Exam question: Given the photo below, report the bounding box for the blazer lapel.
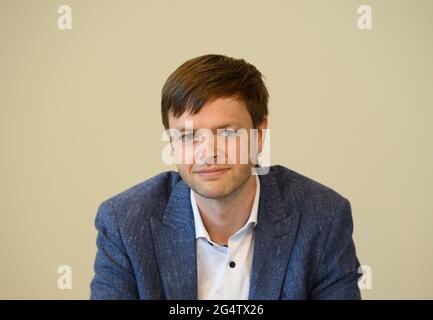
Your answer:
[249,172,300,300]
[150,179,197,300]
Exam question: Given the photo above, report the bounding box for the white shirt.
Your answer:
[190,175,260,300]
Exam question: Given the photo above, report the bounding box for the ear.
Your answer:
[257,116,268,154]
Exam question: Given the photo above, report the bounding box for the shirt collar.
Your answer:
[190,175,260,241]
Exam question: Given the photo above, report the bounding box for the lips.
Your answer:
[194,167,230,178]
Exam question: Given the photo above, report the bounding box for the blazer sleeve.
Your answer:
[310,197,362,300]
[90,200,139,299]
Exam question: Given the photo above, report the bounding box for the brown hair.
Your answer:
[161,54,269,129]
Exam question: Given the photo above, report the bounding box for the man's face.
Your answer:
[168,96,266,199]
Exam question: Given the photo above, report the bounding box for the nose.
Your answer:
[194,132,220,165]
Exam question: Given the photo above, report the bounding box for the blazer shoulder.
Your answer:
[269,165,350,217]
[98,171,182,222]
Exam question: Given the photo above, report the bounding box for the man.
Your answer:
[90,54,361,299]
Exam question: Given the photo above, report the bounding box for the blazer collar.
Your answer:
[150,178,197,299]
[248,171,300,299]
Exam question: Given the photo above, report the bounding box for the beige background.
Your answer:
[1,0,432,299]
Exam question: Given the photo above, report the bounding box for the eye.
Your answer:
[181,132,194,142]
[220,128,237,138]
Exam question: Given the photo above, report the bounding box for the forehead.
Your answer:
[168,96,252,130]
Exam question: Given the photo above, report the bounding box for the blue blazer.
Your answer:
[90,165,361,299]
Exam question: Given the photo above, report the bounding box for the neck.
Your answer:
[193,175,257,245]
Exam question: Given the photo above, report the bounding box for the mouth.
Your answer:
[193,167,231,178]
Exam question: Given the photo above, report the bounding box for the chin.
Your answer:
[194,184,232,199]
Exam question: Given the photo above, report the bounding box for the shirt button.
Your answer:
[229,261,236,268]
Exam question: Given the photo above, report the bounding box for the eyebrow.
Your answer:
[175,123,240,132]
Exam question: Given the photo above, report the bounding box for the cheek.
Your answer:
[225,136,250,164]
[176,164,192,175]
[221,140,235,164]
[172,143,195,165]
